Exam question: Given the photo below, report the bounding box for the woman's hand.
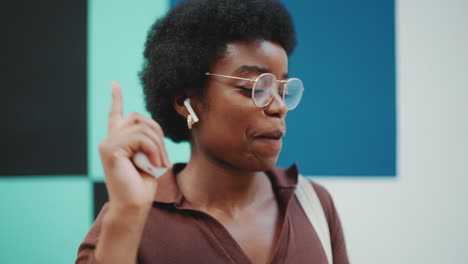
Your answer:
[95,82,171,264]
[98,81,171,212]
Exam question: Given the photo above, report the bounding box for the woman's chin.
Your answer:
[244,153,280,172]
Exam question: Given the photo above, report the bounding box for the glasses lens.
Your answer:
[253,74,276,107]
[284,78,303,110]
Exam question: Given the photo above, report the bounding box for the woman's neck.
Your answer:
[176,151,272,216]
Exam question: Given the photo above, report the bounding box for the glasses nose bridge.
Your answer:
[271,79,287,98]
[268,80,287,109]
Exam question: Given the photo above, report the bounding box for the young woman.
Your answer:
[76,0,349,263]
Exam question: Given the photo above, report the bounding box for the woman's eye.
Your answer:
[237,87,267,96]
[236,86,253,93]
[254,89,266,95]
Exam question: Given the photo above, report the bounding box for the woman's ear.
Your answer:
[173,95,189,118]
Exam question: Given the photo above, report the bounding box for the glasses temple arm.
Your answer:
[206,73,255,82]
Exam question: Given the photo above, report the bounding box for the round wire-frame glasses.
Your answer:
[205,72,304,110]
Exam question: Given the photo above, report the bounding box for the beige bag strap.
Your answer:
[295,175,333,264]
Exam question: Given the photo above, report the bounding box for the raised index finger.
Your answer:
[108,81,123,132]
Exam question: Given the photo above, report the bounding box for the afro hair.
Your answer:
[140,0,296,142]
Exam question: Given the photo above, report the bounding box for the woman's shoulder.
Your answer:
[305,180,336,223]
[307,180,333,209]
[299,177,350,263]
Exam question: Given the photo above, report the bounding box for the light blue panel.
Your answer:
[0,177,91,264]
[88,0,189,181]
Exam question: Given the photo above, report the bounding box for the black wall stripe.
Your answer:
[93,182,108,219]
[2,0,87,175]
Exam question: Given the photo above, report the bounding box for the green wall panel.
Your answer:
[88,0,189,181]
[0,177,91,264]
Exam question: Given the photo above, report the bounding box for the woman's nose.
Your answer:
[264,91,288,118]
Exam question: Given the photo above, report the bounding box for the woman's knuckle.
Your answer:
[136,123,150,134]
[128,112,141,122]
[152,120,163,131]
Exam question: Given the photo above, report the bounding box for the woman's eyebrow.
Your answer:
[233,65,289,79]
[233,65,270,74]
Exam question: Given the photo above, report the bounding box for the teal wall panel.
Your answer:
[0,177,91,264]
[87,0,190,182]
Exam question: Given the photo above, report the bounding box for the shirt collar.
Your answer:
[153,162,299,206]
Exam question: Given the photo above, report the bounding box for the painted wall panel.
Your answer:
[170,0,396,176]
[2,0,87,176]
[0,177,91,264]
[87,0,186,181]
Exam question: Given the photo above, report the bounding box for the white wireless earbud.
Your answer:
[183,98,199,123]
[132,152,167,178]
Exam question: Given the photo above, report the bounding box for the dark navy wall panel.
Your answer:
[2,0,87,176]
[280,0,396,176]
[170,0,396,176]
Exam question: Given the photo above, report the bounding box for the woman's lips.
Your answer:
[252,129,285,150]
[255,129,285,140]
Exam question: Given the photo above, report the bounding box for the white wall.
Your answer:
[314,0,468,263]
